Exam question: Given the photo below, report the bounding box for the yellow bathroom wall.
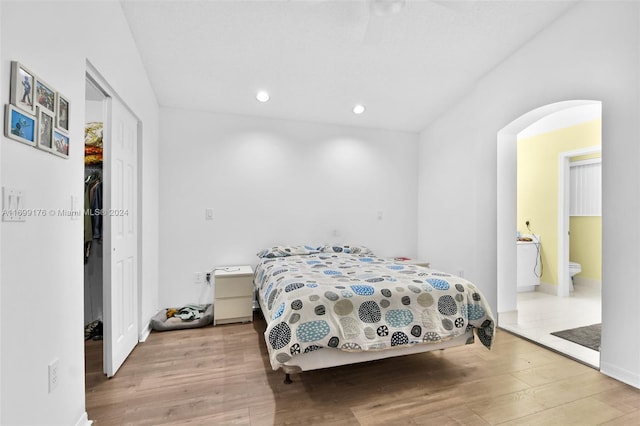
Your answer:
[517,119,601,286]
[569,216,602,280]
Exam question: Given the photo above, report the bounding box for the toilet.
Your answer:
[569,261,582,291]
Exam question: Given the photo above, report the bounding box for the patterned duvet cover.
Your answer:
[254,252,495,370]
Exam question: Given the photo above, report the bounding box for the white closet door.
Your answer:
[104,96,139,377]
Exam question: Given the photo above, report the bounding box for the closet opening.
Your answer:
[84,76,107,389]
[84,62,141,394]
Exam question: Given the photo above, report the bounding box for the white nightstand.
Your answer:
[213,265,254,326]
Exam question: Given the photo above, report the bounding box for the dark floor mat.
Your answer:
[551,323,601,351]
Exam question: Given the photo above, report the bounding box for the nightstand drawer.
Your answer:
[213,265,254,325]
[214,297,252,324]
[215,276,253,298]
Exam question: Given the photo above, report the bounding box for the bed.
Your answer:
[253,244,495,383]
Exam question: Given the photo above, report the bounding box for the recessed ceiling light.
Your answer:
[353,104,366,114]
[256,90,270,103]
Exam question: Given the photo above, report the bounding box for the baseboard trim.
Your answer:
[75,411,93,426]
[517,285,537,293]
[139,321,151,342]
[573,276,601,290]
[535,280,600,296]
[600,361,640,390]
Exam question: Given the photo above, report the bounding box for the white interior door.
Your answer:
[103,96,139,377]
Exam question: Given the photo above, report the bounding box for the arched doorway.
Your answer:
[497,100,602,366]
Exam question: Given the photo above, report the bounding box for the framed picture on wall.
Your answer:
[37,107,55,152]
[5,104,36,146]
[35,77,56,114]
[9,61,36,115]
[52,130,69,158]
[56,92,69,133]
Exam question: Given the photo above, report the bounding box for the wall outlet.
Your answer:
[193,272,204,284]
[458,269,465,278]
[48,359,59,393]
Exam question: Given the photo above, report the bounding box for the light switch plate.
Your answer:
[205,208,214,220]
[2,187,25,222]
[48,358,59,393]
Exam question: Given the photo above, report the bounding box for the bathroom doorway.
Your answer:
[497,100,602,368]
[558,147,602,298]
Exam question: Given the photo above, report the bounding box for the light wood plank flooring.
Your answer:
[500,283,601,368]
[85,313,640,425]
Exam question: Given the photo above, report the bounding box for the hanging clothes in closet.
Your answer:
[84,171,102,264]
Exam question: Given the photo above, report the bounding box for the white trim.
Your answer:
[497,132,518,315]
[74,411,93,426]
[571,158,601,167]
[600,361,640,389]
[0,2,3,416]
[573,276,601,290]
[497,100,601,317]
[518,103,602,138]
[85,60,143,378]
[139,321,151,342]
[558,146,601,298]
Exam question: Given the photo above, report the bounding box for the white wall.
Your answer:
[418,1,640,387]
[0,2,160,425]
[159,108,418,307]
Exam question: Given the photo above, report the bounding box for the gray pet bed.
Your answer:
[150,304,213,331]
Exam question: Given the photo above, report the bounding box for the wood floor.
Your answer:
[85,313,640,425]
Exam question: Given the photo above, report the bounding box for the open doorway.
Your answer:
[84,77,107,389]
[497,100,602,368]
[559,146,602,298]
[84,64,142,402]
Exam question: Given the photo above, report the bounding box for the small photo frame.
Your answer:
[5,104,36,146]
[52,130,69,158]
[56,93,69,133]
[10,61,36,115]
[37,107,55,152]
[35,77,56,114]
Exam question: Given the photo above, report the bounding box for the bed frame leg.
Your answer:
[284,373,292,384]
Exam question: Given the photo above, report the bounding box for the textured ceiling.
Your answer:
[120,0,579,132]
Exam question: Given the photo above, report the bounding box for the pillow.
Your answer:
[318,244,374,255]
[256,245,320,258]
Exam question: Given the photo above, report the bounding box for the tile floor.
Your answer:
[499,283,601,368]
